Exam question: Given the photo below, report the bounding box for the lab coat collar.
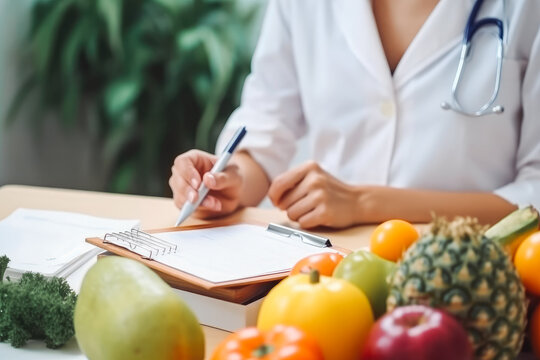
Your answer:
[333,0,393,92]
[393,0,473,88]
[333,0,473,91]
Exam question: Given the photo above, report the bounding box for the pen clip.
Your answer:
[266,223,332,248]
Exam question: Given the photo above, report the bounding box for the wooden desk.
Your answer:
[0,184,374,359]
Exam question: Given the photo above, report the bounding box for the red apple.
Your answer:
[362,305,473,360]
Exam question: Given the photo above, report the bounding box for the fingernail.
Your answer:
[187,190,196,203]
[204,197,220,211]
[206,174,216,187]
[191,178,198,188]
[202,197,212,208]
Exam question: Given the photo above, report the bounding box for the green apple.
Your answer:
[333,249,396,318]
[74,257,204,360]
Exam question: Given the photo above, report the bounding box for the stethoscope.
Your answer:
[441,0,505,117]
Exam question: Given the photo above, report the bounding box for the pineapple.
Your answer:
[386,216,527,360]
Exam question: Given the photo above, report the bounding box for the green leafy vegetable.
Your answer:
[0,255,77,349]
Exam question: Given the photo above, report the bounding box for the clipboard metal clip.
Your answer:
[104,229,178,260]
[266,223,332,248]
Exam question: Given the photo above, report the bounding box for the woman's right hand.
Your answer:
[168,149,244,219]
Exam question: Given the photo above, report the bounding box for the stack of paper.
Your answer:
[173,288,266,332]
[0,208,140,280]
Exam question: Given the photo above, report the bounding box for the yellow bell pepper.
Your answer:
[257,270,374,360]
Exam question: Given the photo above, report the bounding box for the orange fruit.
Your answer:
[514,231,540,296]
[370,219,419,262]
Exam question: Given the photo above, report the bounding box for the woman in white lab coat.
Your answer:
[169,0,540,228]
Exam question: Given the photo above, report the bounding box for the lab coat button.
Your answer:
[380,100,395,118]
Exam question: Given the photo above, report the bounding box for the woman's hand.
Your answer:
[169,149,244,219]
[268,161,361,228]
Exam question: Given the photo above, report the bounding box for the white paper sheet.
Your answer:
[153,224,338,283]
[0,208,140,278]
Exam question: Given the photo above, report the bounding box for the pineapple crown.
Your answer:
[428,214,488,242]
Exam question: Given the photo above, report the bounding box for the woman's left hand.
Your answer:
[268,161,361,228]
[268,161,520,228]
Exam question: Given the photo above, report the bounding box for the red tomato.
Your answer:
[370,220,419,262]
[210,324,324,360]
[290,252,344,276]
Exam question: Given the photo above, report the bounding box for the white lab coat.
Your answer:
[217,0,540,210]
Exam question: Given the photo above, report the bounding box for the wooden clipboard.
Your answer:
[86,219,348,303]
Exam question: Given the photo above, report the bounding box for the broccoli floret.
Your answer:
[0,255,8,281]
[0,255,77,349]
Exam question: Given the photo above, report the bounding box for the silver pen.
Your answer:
[175,126,247,226]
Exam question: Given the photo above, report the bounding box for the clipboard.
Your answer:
[86,220,347,303]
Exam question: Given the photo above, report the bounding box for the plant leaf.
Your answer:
[152,0,193,14]
[31,0,78,75]
[85,30,101,67]
[177,23,234,149]
[104,76,142,120]
[97,0,123,54]
[194,26,234,149]
[176,27,204,53]
[61,17,95,77]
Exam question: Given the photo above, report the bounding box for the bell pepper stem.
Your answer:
[252,344,274,357]
[309,269,320,284]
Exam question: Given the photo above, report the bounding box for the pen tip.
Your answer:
[175,210,190,227]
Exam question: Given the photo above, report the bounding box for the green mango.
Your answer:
[74,257,204,360]
[333,249,396,318]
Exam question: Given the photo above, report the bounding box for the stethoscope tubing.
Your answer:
[441,0,505,117]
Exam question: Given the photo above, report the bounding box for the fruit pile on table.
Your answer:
[213,207,540,360]
[70,206,540,360]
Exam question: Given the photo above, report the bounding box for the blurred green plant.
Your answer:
[6,0,260,195]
